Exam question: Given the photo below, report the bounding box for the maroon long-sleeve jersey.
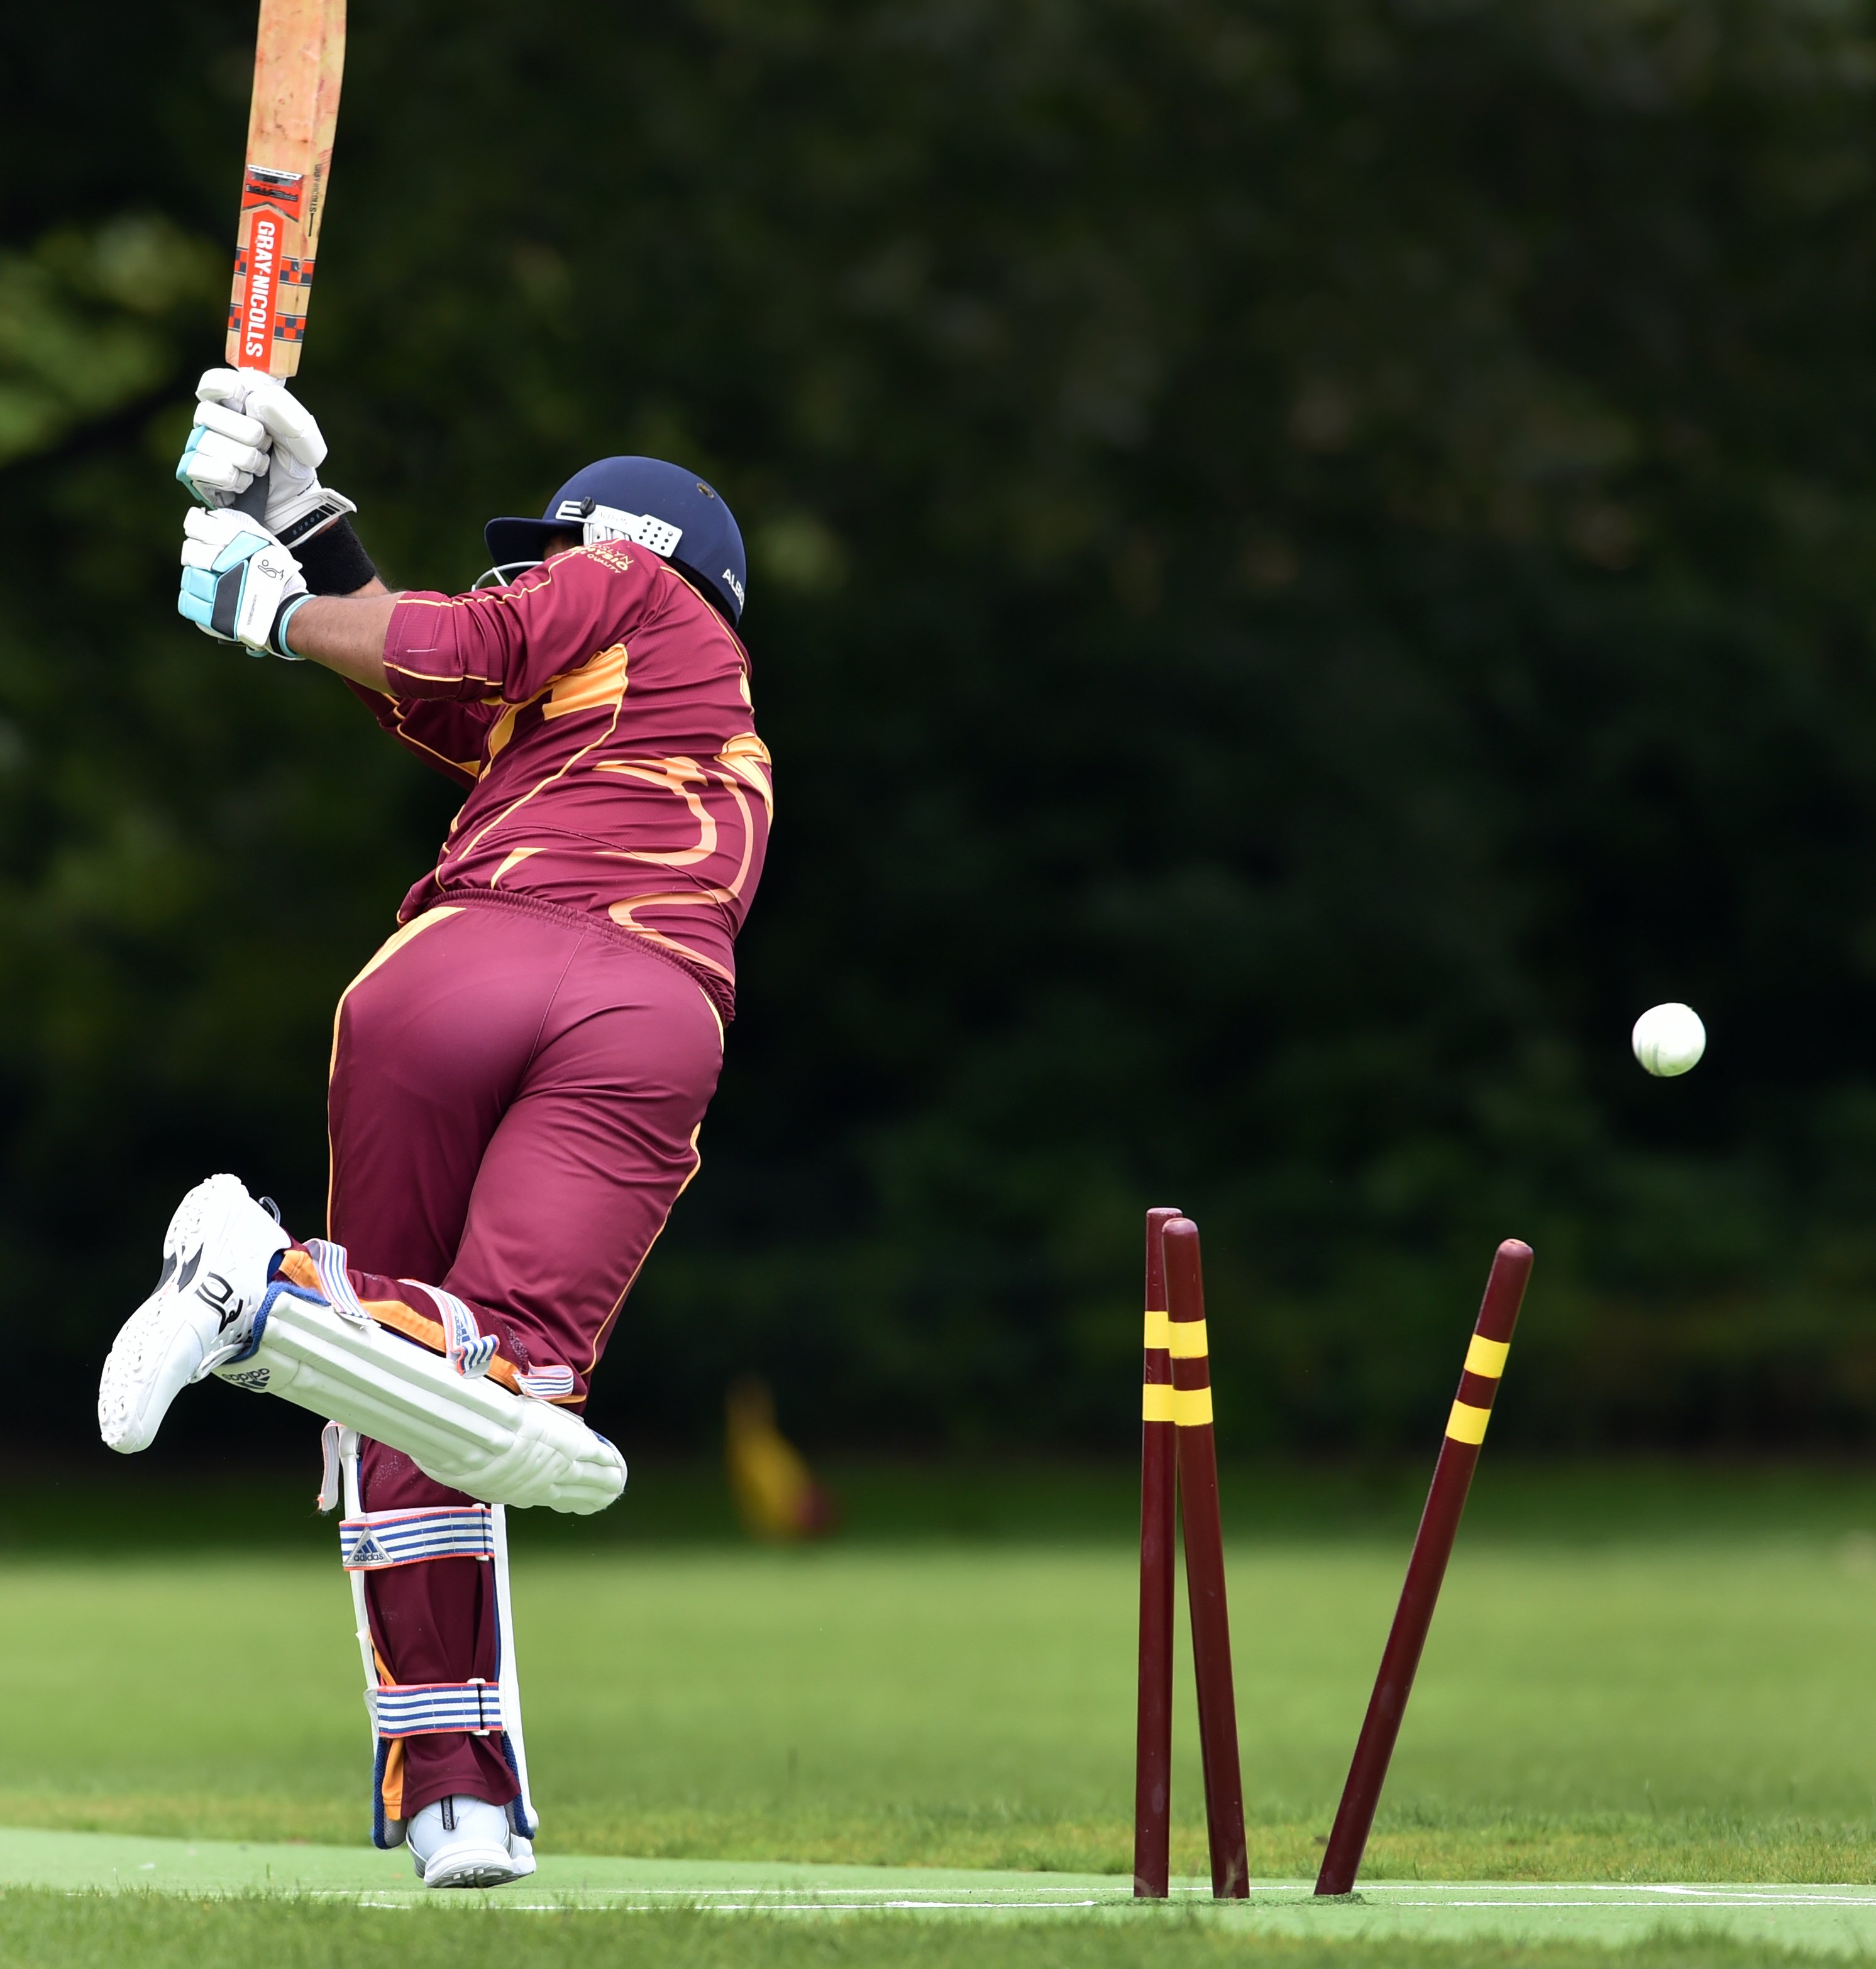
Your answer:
[356,543,771,1017]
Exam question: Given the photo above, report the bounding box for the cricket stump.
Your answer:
[1313,1237,1534,1897]
[1133,1205,1183,1897]
[1164,1216,1250,1899]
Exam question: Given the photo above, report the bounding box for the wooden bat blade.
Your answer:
[226,0,346,379]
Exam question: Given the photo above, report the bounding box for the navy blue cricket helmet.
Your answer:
[484,457,747,625]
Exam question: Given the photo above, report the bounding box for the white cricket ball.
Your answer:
[1631,1002,1706,1078]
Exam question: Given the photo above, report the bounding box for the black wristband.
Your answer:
[295,517,379,596]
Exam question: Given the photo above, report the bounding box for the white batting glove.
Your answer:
[174,368,356,546]
[178,506,312,656]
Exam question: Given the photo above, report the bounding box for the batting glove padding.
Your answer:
[175,368,356,546]
[179,507,310,655]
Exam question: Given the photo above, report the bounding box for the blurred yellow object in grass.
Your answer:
[725,1377,839,1542]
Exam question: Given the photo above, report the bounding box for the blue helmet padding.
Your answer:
[485,456,747,624]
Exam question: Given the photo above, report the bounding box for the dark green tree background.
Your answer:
[8,0,1876,1455]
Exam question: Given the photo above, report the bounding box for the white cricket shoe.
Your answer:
[97,1174,289,1453]
[407,1795,536,1889]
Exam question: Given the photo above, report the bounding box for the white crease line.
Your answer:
[622,1887,1106,1897]
[326,1890,1110,1906]
[1357,1882,1876,1900]
[1354,1890,1873,1906]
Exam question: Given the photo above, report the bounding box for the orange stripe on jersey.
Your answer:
[717,732,774,812]
[593,757,718,866]
[477,634,625,763]
[491,846,543,886]
[458,652,632,861]
[543,642,628,720]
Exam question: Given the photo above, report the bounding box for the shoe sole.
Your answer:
[97,1176,246,1453]
[421,1841,532,1889]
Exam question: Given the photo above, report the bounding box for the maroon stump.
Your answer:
[1133,1205,1183,1898]
[1313,1238,1535,1897]
[1164,1216,1250,1900]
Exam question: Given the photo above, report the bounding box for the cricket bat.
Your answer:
[226,0,345,513]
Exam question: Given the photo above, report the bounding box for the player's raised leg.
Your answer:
[332,900,723,1846]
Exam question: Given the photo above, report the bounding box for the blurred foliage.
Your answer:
[8,0,1876,1452]
[0,219,218,464]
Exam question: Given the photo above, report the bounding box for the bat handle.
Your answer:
[232,463,270,522]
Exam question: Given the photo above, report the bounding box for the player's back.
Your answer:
[375,544,773,1011]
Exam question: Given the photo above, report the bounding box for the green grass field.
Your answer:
[0,1895,1849,1969]
[7,1459,1876,1965]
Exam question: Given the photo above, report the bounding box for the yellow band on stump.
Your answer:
[1142,1311,1207,1359]
[1166,1319,1208,1360]
[1464,1333,1509,1379]
[1142,1384,1214,1427]
[1446,1398,1493,1445]
[1173,1386,1213,1426]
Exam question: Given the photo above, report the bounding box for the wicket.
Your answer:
[1133,1208,1250,1899]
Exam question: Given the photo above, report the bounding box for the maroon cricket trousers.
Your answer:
[318,890,724,1823]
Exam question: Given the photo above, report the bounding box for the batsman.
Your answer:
[97,371,770,1888]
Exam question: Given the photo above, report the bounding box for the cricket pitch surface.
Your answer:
[7,1828,1876,1952]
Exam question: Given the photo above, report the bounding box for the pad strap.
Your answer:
[373,1678,505,1738]
[516,1365,577,1401]
[317,1419,345,1514]
[341,1505,495,1570]
[273,1245,578,1402]
[303,1239,373,1326]
[408,1278,498,1379]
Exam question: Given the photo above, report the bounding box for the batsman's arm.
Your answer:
[280,587,397,690]
[280,538,646,698]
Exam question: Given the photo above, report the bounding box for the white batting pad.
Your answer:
[216,1286,626,1514]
